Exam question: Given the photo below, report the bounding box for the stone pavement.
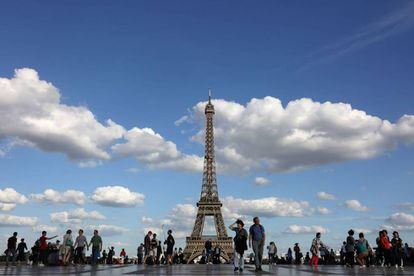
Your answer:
[0,264,412,275]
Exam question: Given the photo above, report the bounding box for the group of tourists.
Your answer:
[4,229,103,266]
[3,221,412,270]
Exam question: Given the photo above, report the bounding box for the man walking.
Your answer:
[249,217,265,272]
[6,232,18,266]
[89,229,102,265]
[74,229,87,264]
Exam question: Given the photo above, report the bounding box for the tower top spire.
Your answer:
[208,88,212,103]
[205,88,215,114]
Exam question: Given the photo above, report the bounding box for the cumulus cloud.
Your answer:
[316,192,336,201]
[345,200,370,212]
[31,189,86,205]
[0,68,125,165]
[50,208,105,225]
[179,97,414,173]
[284,225,329,234]
[222,196,312,219]
[91,186,145,207]
[0,214,37,226]
[141,203,197,239]
[254,177,270,186]
[88,224,129,236]
[32,224,59,234]
[316,206,331,215]
[112,128,203,173]
[0,188,28,211]
[387,212,414,226]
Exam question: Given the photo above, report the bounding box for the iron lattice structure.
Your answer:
[183,91,233,263]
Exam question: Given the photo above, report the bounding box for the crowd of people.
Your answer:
[3,219,413,271]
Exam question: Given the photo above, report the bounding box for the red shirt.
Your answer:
[39,236,48,250]
[380,236,391,250]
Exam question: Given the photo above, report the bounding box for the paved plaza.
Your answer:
[0,264,412,275]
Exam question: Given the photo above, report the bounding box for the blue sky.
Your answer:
[1,1,414,256]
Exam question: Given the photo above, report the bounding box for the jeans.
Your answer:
[234,251,244,270]
[75,247,85,264]
[91,247,100,265]
[6,249,17,265]
[252,240,264,268]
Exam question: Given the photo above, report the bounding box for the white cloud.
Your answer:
[88,224,129,236]
[0,203,17,211]
[31,189,86,205]
[112,128,203,173]
[222,196,312,219]
[0,188,28,204]
[255,177,270,186]
[0,214,37,226]
[387,212,414,226]
[32,224,59,234]
[353,228,373,235]
[50,208,105,225]
[345,200,370,212]
[316,206,331,215]
[141,216,154,223]
[91,186,144,207]
[316,192,336,201]
[0,68,125,165]
[284,225,329,234]
[141,204,197,239]
[125,168,140,174]
[180,97,414,173]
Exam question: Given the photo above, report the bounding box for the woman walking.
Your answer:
[356,232,370,267]
[61,229,73,265]
[391,231,403,268]
[229,219,248,272]
[310,232,326,267]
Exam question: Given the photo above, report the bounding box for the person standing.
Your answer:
[380,230,392,268]
[74,229,87,265]
[267,242,277,265]
[287,248,293,264]
[137,243,144,264]
[17,238,28,264]
[62,229,73,265]
[89,229,103,265]
[107,246,115,264]
[310,232,325,267]
[204,238,213,264]
[229,219,248,272]
[5,232,18,266]
[143,231,152,265]
[356,232,370,267]
[38,231,58,266]
[340,241,346,265]
[149,233,159,265]
[249,216,265,272]
[345,229,355,267]
[294,243,301,264]
[391,231,403,268]
[164,230,175,265]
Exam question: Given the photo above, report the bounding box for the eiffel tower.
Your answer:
[183,90,233,263]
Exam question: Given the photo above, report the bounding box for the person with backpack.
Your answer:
[391,231,403,268]
[345,229,355,267]
[61,229,73,265]
[309,232,326,267]
[229,219,248,272]
[249,217,265,272]
[356,232,370,267]
[5,232,18,266]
